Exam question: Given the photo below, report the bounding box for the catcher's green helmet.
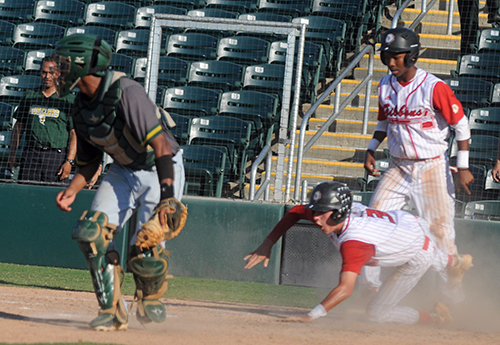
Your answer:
[53,34,112,96]
[305,182,352,223]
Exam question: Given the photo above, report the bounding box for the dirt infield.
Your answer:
[1,285,499,345]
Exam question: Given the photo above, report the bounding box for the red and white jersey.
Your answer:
[378,68,465,159]
[329,203,428,267]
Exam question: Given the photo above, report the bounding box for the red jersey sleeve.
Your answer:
[266,204,315,243]
[432,81,465,125]
[340,240,376,274]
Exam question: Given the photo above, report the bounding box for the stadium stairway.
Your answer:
[250,0,492,200]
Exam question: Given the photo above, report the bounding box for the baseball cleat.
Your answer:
[429,302,453,326]
[90,313,128,331]
[447,254,473,287]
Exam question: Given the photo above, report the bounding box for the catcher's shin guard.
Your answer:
[72,210,128,330]
[128,245,169,324]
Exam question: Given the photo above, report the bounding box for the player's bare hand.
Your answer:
[492,161,500,182]
[456,169,474,195]
[364,151,380,177]
[244,238,274,269]
[56,188,77,212]
[58,161,72,180]
[281,314,314,323]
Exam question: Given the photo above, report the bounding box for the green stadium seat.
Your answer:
[29,0,86,27]
[150,0,205,11]
[257,0,311,18]
[474,28,500,53]
[242,63,285,100]
[180,144,227,197]
[357,157,391,191]
[292,16,346,77]
[109,53,135,76]
[12,22,65,50]
[165,112,191,145]
[186,8,239,37]
[134,5,187,31]
[133,56,188,87]
[351,191,373,205]
[205,0,257,14]
[237,12,291,41]
[0,74,40,102]
[115,29,167,57]
[0,46,24,76]
[166,33,218,62]
[0,20,15,46]
[464,200,500,220]
[65,26,117,45]
[468,108,500,136]
[450,134,498,168]
[444,77,493,109]
[0,101,13,130]
[453,52,500,83]
[0,0,35,24]
[23,49,54,75]
[484,168,500,200]
[217,36,270,66]
[187,60,243,92]
[84,2,135,31]
[163,86,220,117]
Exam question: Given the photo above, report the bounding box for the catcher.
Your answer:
[54,34,187,331]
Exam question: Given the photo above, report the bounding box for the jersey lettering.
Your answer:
[366,209,395,224]
[29,105,60,125]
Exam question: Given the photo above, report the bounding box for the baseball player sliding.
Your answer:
[361,27,474,293]
[244,182,473,324]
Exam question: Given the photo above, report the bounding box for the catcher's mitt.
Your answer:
[135,198,188,250]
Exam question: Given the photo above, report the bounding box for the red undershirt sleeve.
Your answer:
[266,205,314,243]
[432,81,465,125]
[340,240,376,274]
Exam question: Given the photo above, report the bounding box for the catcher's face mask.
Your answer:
[52,53,80,97]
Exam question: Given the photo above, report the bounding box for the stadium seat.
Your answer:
[237,12,291,41]
[83,2,135,31]
[166,33,218,61]
[219,90,279,148]
[242,63,285,100]
[351,191,373,206]
[464,200,500,220]
[134,5,187,31]
[357,157,391,191]
[257,0,311,18]
[0,101,13,130]
[217,36,270,66]
[468,108,500,136]
[188,115,252,187]
[205,0,257,14]
[453,52,500,83]
[65,26,117,45]
[187,60,243,92]
[180,144,227,197]
[0,74,41,102]
[150,0,204,11]
[268,40,324,103]
[29,0,86,27]
[490,82,500,106]
[12,22,65,50]
[133,56,189,87]
[473,28,500,53]
[310,0,369,53]
[292,16,346,76]
[162,86,220,117]
[450,134,499,168]
[186,8,239,37]
[444,77,493,109]
[0,20,14,46]
[115,29,166,57]
[0,0,35,24]
[23,49,54,75]
[109,53,135,76]
[165,112,191,145]
[0,46,24,76]
[484,168,500,200]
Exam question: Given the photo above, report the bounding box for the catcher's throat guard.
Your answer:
[72,210,128,328]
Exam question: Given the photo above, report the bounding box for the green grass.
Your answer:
[0,263,328,309]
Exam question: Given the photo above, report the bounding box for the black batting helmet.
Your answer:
[379,27,420,68]
[305,182,352,223]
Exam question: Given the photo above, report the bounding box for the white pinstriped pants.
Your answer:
[366,237,449,324]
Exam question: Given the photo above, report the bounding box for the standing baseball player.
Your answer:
[244,182,473,324]
[362,27,474,292]
[53,34,186,331]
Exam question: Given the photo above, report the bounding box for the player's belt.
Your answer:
[33,145,63,152]
[395,155,441,162]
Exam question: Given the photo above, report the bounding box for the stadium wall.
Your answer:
[1,184,499,289]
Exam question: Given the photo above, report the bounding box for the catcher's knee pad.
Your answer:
[128,245,169,324]
[72,211,127,328]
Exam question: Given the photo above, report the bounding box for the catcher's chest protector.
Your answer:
[72,71,155,169]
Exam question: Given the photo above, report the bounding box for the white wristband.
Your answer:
[456,150,469,169]
[307,304,327,320]
[367,138,381,152]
